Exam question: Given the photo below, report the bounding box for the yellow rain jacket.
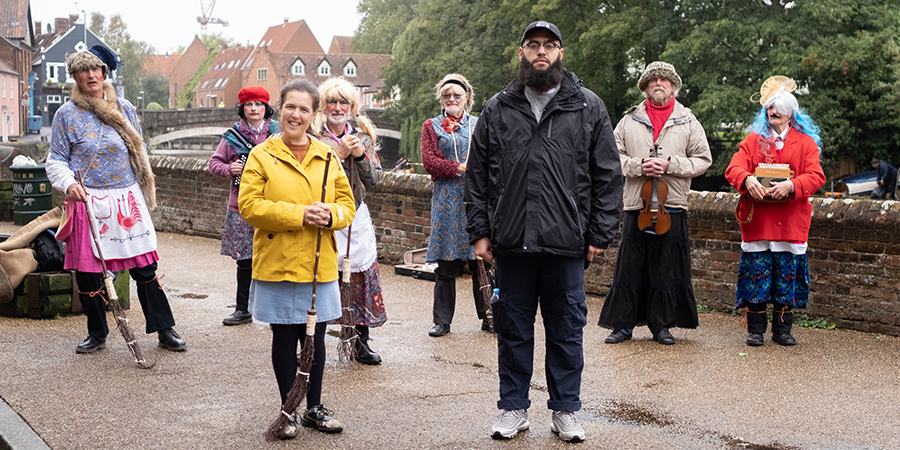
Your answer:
[238,135,355,283]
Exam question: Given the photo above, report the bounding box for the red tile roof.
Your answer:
[0,0,28,40]
[328,36,354,54]
[269,52,390,87]
[256,19,322,54]
[196,44,254,93]
[143,54,182,77]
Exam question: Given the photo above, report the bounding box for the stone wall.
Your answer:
[148,158,900,336]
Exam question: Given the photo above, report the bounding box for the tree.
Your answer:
[89,13,154,106]
[355,0,419,54]
[141,72,170,109]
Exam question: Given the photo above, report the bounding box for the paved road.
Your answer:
[1,224,898,449]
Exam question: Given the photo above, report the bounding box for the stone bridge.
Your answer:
[140,107,400,147]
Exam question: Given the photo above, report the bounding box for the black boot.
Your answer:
[354,325,381,365]
[771,304,796,346]
[224,261,253,325]
[746,306,767,347]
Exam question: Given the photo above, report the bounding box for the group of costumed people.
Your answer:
[45,24,828,441]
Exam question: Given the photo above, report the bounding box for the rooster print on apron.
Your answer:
[88,183,157,260]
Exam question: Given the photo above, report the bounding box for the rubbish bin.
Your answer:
[27,115,41,134]
[10,164,52,225]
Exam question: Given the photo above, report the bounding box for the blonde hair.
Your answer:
[434,73,474,113]
[313,77,378,146]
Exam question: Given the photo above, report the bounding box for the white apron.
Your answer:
[88,183,157,260]
[334,202,377,273]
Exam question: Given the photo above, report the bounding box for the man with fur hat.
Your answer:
[597,61,711,346]
[45,45,187,354]
[466,21,623,442]
[209,86,278,326]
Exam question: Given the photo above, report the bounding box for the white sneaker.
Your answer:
[551,410,585,442]
[490,409,529,439]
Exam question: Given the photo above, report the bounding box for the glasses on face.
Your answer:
[521,40,561,52]
[442,93,464,102]
[326,99,351,106]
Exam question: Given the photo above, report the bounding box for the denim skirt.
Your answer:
[248,279,341,325]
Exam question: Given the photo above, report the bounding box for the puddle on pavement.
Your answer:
[585,401,797,450]
[586,400,673,427]
[178,293,207,299]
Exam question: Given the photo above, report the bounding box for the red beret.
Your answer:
[238,86,270,105]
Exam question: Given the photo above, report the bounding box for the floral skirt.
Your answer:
[342,262,387,327]
[220,210,253,260]
[735,250,809,309]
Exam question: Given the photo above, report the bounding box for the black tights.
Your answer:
[271,322,326,409]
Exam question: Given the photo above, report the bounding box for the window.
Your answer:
[291,61,304,76]
[46,63,66,83]
[74,41,86,52]
[318,63,330,76]
[228,60,234,69]
[344,62,356,77]
[214,78,223,88]
[46,95,61,103]
[2,77,5,98]
[257,68,267,81]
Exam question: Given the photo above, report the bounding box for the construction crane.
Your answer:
[198,0,228,29]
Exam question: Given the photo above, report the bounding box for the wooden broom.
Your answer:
[77,172,153,369]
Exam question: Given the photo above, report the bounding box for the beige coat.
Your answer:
[615,100,712,211]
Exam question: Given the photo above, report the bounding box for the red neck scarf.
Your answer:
[645,98,675,143]
[441,114,462,133]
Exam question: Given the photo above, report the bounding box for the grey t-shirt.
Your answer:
[524,84,560,122]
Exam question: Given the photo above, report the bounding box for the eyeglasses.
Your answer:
[442,93,465,102]
[326,99,351,106]
[521,41,561,52]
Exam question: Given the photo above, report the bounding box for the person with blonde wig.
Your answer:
[421,73,491,338]
[314,77,386,365]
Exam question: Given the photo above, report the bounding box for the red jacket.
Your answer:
[725,129,825,242]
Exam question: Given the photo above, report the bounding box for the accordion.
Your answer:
[755,163,794,202]
[232,153,248,188]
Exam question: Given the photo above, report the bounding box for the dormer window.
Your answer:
[318,61,331,76]
[343,61,357,77]
[292,60,305,76]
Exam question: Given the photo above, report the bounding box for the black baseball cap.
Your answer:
[521,20,562,46]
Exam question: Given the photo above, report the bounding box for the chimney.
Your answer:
[283,18,289,25]
[34,21,41,34]
[69,14,79,26]
[55,18,68,33]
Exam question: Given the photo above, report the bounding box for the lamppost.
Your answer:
[138,90,144,109]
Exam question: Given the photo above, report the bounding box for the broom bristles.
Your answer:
[337,275,359,364]
[264,333,315,441]
[477,260,494,333]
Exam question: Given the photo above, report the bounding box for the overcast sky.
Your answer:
[31,0,363,54]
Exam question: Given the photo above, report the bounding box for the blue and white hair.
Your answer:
[749,91,822,151]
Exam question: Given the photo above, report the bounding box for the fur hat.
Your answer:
[66,51,107,77]
[238,86,270,105]
[638,61,682,93]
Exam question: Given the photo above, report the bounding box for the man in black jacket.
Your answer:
[465,20,623,443]
[871,158,898,200]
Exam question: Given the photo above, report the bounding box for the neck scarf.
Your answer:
[441,113,462,133]
[645,98,675,143]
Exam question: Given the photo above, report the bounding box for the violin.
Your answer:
[637,143,671,235]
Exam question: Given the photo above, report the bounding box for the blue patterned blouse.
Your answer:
[48,98,141,189]
[425,113,477,262]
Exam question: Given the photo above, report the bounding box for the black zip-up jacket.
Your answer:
[465,70,623,258]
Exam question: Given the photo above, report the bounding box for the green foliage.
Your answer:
[793,313,836,330]
[140,72,170,108]
[146,102,164,110]
[174,47,219,109]
[89,13,154,106]
[360,0,900,174]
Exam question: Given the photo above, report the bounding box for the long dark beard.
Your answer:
[516,56,565,92]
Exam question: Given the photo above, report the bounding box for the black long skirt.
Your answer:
[597,211,699,331]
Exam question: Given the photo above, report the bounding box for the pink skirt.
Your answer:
[62,200,158,273]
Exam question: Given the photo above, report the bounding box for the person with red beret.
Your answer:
[208,86,279,325]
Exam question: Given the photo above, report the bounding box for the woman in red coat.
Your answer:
[724,76,825,347]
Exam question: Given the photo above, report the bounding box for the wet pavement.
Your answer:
[1,222,899,449]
